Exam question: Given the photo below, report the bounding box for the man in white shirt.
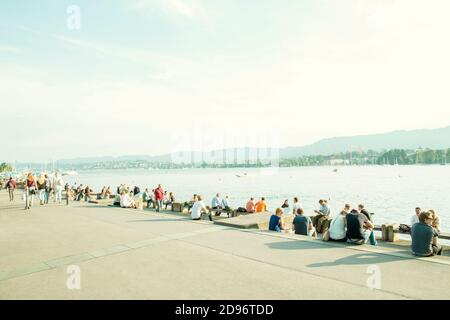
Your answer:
[120,191,136,209]
[328,204,350,241]
[190,195,212,221]
[52,172,65,204]
[411,207,421,226]
[292,197,304,214]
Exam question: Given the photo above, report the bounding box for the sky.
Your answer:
[1,0,450,162]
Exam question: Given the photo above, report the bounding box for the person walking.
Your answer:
[6,176,16,201]
[44,174,51,204]
[25,173,36,210]
[53,172,65,204]
[36,174,46,205]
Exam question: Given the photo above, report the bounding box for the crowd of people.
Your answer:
[2,176,445,257]
[112,183,175,212]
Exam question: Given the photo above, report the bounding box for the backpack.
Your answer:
[399,224,411,234]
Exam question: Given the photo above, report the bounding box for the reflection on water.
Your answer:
[63,165,450,232]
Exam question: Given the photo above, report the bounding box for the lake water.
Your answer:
[62,165,450,232]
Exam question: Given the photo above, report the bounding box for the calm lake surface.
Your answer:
[63,166,450,232]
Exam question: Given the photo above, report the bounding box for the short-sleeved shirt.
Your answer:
[246,201,255,213]
[255,201,267,212]
[411,222,438,256]
[211,197,222,208]
[293,215,311,235]
[269,215,281,231]
[292,202,303,214]
[346,212,368,239]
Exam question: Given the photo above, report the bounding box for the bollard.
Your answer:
[381,223,390,241]
[387,224,399,242]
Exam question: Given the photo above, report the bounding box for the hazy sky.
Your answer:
[1,0,450,162]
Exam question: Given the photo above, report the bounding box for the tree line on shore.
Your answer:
[4,148,450,172]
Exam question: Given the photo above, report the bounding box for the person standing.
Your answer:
[44,174,52,204]
[25,173,36,210]
[6,176,16,201]
[154,184,164,212]
[52,172,65,204]
[36,174,46,205]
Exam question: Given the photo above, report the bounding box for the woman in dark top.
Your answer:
[269,208,284,232]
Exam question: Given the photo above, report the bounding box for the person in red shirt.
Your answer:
[25,173,36,210]
[154,184,164,212]
[6,177,17,202]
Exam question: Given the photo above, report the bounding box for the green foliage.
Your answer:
[0,162,13,173]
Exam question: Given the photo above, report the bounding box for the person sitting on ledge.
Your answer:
[346,209,377,245]
[165,191,174,210]
[222,195,232,213]
[292,197,303,215]
[100,186,107,199]
[292,208,316,238]
[411,207,421,227]
[105,186,112,198]
[411,211,443,257]
[190,195,212,221]
[428,209,441,234]
[119,191,136,209]
[281,199,290,214]
[142,188,150,208]
[246,197,255,213]
[312,199,331,233]
[211,193,223,216]
[327,204,350,242]
[255,197,268,213]
[269,208,285,232]
[358,204,377,245]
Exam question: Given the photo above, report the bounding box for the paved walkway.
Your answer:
[0,192,449,299]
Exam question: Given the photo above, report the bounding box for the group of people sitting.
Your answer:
[269,202,378,246]
[113,184,175,212]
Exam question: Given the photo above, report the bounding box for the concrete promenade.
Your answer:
[0,191,449,300]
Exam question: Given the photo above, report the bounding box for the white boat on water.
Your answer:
[62,170,79,176]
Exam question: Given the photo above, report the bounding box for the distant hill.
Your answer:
[52,126,450,164]
[280,126,450,157]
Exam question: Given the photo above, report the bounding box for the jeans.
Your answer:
[8,188,14,201]
[156,200,163,212]
[38,189,46,203]
[55,186,63,203]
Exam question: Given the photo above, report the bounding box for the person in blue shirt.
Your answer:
[269,208,285,232]
[222,195,231,210]
[211,193,223,216]
[211,193,222,208]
